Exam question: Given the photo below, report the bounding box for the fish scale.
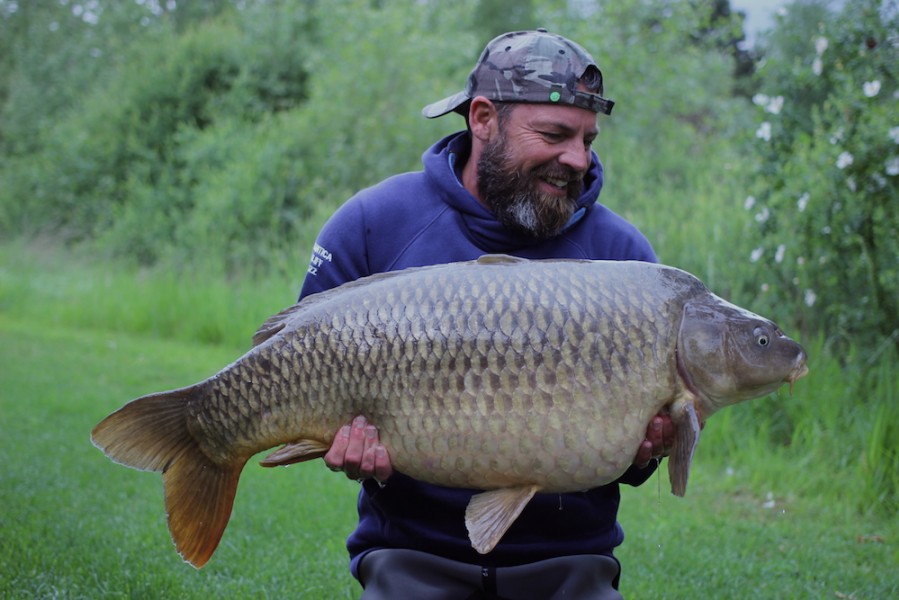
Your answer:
[92,254,808,567]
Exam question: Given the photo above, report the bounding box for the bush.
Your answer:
[741,0,898,358]
[0,5,313,259]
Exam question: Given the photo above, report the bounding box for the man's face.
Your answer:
[476,102,598,240]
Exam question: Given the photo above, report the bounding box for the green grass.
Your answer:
[3,314,898,598]
[0,315,362,599]
[2,243,897,598]
[0,239,297,351]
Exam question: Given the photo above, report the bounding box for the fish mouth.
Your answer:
[785,351,809,394]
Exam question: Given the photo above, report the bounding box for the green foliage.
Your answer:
[0,0,478,271]
[0,1,314,266]
[473,0,536,39]
[741,0,899,356]
[544,1,753,285]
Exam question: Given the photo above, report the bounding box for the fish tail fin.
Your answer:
[91,387,244,568]
[163,442,244,568]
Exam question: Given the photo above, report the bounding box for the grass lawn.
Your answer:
[1,315,896,599]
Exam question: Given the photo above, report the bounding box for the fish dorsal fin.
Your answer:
[668,393,702,497]
[476,254,528,265]
[258,439,330,467]
[465,485,540,554]
[252,309,293,346]
[252,265,461,347]
[254,256,528,346]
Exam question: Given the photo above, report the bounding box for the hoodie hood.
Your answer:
[422,131,605,253]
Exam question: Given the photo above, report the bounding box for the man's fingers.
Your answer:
[648,415,674,457]
[634,439,653,469]
[661,415,675,453]
[633,414,676,468]
[324,424,352,471]
[323,415,393,483]
[372,444,393,483]
[341,416,370,479]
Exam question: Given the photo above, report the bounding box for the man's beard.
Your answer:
[477,134,585,240]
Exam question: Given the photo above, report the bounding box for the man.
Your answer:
[300,29,673,599]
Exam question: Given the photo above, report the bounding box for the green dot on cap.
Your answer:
[550,91,561,102]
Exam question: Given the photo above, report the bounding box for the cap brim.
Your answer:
[421,90,470,119]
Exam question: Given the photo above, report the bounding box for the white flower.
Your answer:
[744,195,756,210]
[836,151,854,169]
[750,247,764,263]
[797,256,806,266]
[813,57,823,76]
[886,156,899,176]
[755,206,770,223]
[756,121,772,142]
[829,128,844,144]
[890,127,899,144]
[863,80,881,98]
[766,96,784,115]
[775,245,786,263]
[753,93,769,107]
[804,289,817,307]
[815,36,829,55]
[797,193,810,212]
[847,176,857,192]
[822,226,832,234]
[761,283,770,293]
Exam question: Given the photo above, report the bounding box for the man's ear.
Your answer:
[468,96,499,143]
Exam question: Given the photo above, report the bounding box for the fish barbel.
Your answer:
[91,255,808,567]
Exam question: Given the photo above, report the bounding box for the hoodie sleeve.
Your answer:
[298,196,372,300]
[616,460,660,486]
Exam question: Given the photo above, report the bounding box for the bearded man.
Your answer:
[299,29,674,600]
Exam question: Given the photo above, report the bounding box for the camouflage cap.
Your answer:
[422,29,614,119]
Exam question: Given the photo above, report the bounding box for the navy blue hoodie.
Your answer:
[300,131,659,579]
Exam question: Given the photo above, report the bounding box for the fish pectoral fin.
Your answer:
[259,439,330,467]
[465,485,540,554]
[668,397,701,497]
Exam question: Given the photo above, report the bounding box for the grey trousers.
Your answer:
[358,548,623,600]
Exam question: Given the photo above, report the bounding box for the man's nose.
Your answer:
[557,140,590,173]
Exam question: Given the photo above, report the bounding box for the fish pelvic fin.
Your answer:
[91,386,243,568]
[465,485,540,554]
[668,393,702,497]
[259,439,330,467]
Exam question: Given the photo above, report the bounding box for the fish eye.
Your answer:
[753,326,770,347]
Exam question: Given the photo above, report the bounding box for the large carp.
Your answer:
[92,255,808,567]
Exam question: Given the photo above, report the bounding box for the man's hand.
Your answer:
[633,413,675,468]
[324,415,393,483]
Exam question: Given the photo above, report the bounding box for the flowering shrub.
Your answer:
[744,0,898,357]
